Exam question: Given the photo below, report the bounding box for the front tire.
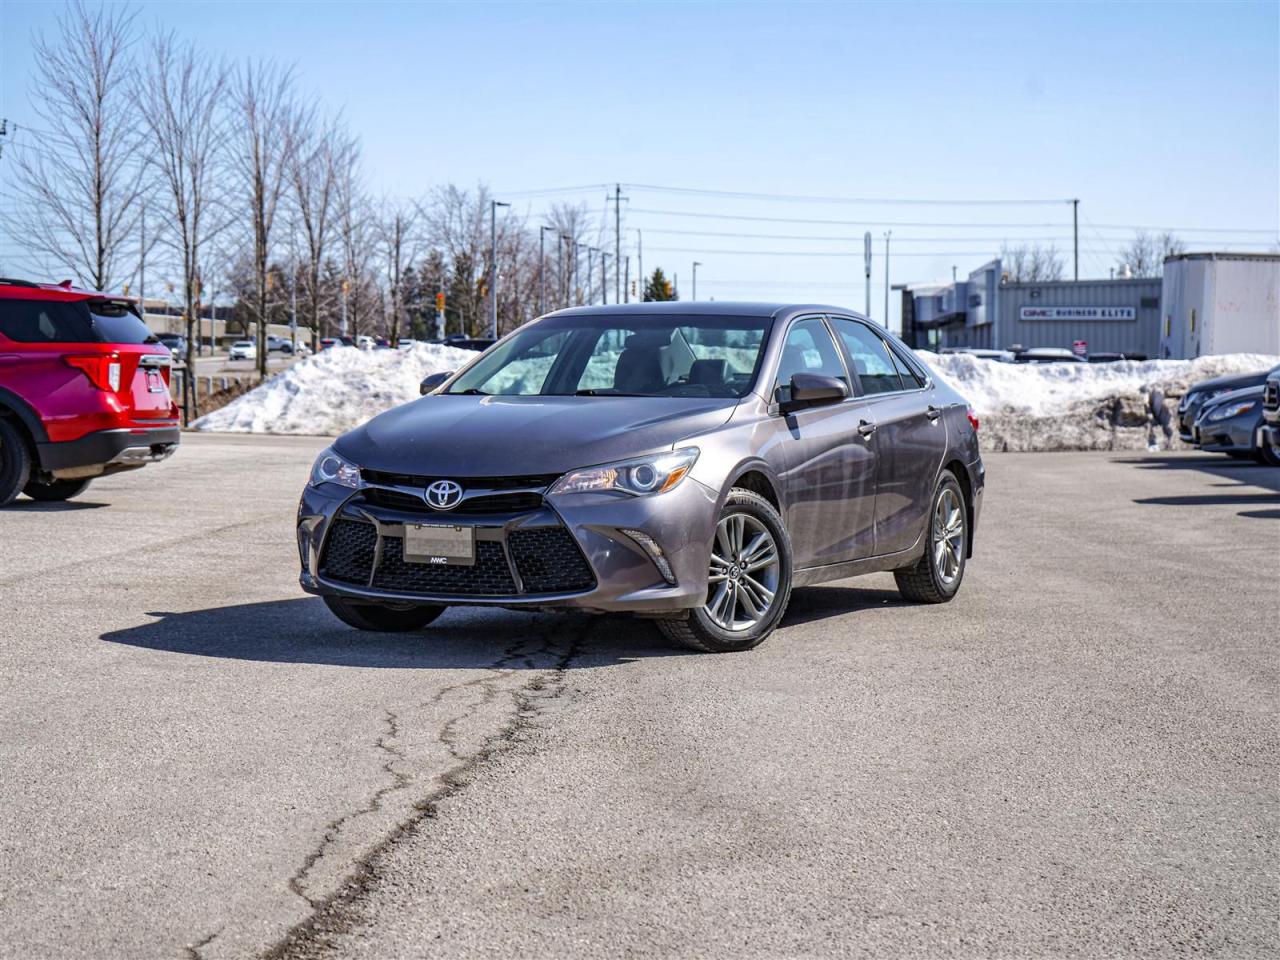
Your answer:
[895,470,967,604]
[656,488,793,653]
[1255,427,1280,466]
[23,477,92,502]
[323,595,446,632]
[0,418,32,507]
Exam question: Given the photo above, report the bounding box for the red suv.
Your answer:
[0,278,180,506]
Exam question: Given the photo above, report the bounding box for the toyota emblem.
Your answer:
[424,479,464,510]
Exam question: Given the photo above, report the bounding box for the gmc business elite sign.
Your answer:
[1020,306,1137,321]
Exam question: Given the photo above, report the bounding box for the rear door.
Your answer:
[772,316,878,567]
[828,316,943,557]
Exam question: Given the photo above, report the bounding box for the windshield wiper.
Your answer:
[571,389,649,397]
[450,388,489,395]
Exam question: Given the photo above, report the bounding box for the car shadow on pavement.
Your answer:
[1117,454,1280,493]
[100,597,682,669]
[783,585,910,626]
[4,499,111,511]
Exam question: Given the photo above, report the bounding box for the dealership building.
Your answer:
[901,252,1279,359]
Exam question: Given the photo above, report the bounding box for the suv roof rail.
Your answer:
[0,277,41,288]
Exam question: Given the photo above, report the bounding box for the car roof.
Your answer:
[541,301,870,322]
[0,277,121,302]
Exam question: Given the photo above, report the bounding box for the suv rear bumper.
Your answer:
[37,425,180,477]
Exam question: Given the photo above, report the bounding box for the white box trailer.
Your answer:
[1159,253,1280,359]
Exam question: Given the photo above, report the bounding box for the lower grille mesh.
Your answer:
[319,517,595,597]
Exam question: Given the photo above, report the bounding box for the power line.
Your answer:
[626,206,1277,235]
[643,227,1077,243]
[620,182,1073,206]
[645,244,1275,258]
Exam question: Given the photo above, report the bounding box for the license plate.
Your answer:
[403,523,474,566]
[145,369,165,393]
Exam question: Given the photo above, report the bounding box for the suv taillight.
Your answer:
[967,407,980,432]
[65,354,121,392]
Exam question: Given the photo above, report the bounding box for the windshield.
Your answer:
[445,314,772,398]
[0,297,157,345]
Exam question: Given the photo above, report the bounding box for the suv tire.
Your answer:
[323,595,446,632]
[895,470,967,603]
[0,418,32,507]
[656,488,793,653]
[23,477,92,502]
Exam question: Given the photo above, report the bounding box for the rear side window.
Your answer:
[886,341,927,389]
[829,318,902,395]
[0,298,156,344]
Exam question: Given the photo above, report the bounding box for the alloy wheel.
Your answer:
[705,512,780,632]
[933,487,964,584]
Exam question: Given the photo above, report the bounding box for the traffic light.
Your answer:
[435,292,445,311]
[630,280,637,297]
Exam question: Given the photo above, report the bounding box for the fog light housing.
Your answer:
[621,529,676,585]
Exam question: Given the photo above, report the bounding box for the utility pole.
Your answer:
[863,231,871,318]
[290,219,299,353]
[624,255,631,303]
[883,231,892,330]
[1072,198,1080,281]
[139,199,147,325]
[601,251,610,305]
[586,248,595,305]
[560,235,570,308]
[692,261,702,301]
[490,199,510,338]
[574,243,585,305]
[612,184,628,303]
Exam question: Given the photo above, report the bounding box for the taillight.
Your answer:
[65,354,122,392]
[967,407,980,432]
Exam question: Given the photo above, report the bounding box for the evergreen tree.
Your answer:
[643,267,678,302]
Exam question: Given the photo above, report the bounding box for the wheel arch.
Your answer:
[941,458,974,558]
[0,388,47,453]
[724,461,783,514]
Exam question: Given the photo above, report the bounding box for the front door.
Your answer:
[772,317,878,568]
[829,317,943,557]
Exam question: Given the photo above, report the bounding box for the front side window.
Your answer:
[829,318,903,395]
[446,314,770,398]
[773,318,848,402]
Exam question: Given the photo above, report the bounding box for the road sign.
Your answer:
[1072,340,1088,357]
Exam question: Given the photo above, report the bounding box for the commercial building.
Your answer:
[902,252,1280,360]
[902,259,1161,357]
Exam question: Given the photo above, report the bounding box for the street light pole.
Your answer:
[574,243,585,305]
[586,248,596,305]
[601,251,610,305]
[490,199,509,338]
[635,229,643,301]
[692,261,702,301]
[883,231,892,330]
[539,225,553,315]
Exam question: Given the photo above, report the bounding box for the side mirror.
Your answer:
[778,373,848,414]
[420,371,453,395]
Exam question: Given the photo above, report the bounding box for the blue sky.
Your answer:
[2,0,1277,326]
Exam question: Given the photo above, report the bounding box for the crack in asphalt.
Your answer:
[259,618,591,959]
[184,926,222,960]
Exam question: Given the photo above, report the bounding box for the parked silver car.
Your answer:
[297,303,984,652]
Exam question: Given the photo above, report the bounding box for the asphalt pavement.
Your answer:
[1,437,1275,959]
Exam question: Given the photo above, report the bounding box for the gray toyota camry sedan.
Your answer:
[297,303,984,652]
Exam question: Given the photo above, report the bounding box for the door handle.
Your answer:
[857,419,876,438]
[926,404,941,421]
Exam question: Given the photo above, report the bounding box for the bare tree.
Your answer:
[421,184,492,336]
[1001,242,1066,283]
[136,31,228,423]
[1117,230,1183,278]
[232,59,295,376]
[378,198,420,346]
[333,146,376,338]
[13,1,145,290]
[547,201,593,306]
[289,111,349,350]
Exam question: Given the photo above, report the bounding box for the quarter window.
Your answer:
[774,318,848,402]
[829,318,903,395]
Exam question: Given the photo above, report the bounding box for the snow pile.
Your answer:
[191,343,477,436]
[915,352,1279,452]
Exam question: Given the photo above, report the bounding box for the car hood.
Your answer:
[1189,369,1274,397]
[334,395,739,477]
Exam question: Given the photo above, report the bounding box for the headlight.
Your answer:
[1206,400,1255,422]
[309,446,361,489]
[548,448,699,497]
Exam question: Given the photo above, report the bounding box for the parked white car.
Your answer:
[356,335,375,351]
[229,340,255,361]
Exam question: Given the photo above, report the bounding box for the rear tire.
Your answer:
[22,477,92,502]
[656,488,793,653]
[0,418,32,507]
[895,470,967,604]
[323,595,446,632]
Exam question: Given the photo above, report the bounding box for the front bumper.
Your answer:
[1194,414,1259,454]
[297,477,721,614]
[36,425,180,478]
